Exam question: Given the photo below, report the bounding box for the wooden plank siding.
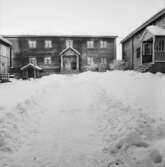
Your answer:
[4,35,117,77]
[121,8,165,72]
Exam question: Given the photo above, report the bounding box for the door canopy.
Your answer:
[21,63,42,71]
[141,25,165,42]
[59,47,80,57]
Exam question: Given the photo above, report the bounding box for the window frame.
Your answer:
[101,57,107,64]
[44,56,52,65]
[155,39,165,52]
[29,57,37,65]
[45,40,52,48]
[87,57,94,65]
[136,47,141,59]
[100,40,107,48]
[28,40,37,48]
[87,41,94,48]
[66,40,73,48]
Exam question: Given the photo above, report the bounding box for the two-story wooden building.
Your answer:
[4,35,117,78]
[0,36,12,82]
[121,8,165,73]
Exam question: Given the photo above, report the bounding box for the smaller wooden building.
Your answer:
[0,36,12,82]
[121,8,165,73]
[21,63,42,79]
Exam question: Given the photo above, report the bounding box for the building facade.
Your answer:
[0,36,12,82]
[121,8,165,73]
[4,35,117,78]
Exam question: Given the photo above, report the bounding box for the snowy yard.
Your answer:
[0,71,165,167]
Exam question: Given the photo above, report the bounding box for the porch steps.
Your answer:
[134,63,152,72]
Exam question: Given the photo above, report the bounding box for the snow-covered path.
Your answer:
[0,71,165,167]
[14,77,109,167]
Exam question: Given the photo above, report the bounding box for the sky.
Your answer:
[0,0,164,59]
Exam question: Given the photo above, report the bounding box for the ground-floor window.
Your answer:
[101,57,107,64]
[44,56,52,64]
[136,47,141,58]
[155,39,165,52]
[29,57,37,65]
[87,57,94,65]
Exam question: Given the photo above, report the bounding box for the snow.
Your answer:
[0,71,165,167]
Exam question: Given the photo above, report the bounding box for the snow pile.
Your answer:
[0,71,164,167]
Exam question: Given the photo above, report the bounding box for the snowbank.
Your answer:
[0,71,165,167]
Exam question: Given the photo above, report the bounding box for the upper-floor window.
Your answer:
[28,40,36,48]
[45,40,52,48]
[87,41,94,48]
[100,41,107,48]
[44,56,52,64]
[66,40,73,48]
[29,57,37,65]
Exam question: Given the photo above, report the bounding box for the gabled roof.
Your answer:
[121,8,165,43]
[59,47,80,56]
[141,25,165,41]
[0,36,12,46]
[21,63,42,70]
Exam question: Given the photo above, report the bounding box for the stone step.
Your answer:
[134,64,152,72]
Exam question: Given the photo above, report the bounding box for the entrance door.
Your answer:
[27,67,35,78]
[63,56,77,72]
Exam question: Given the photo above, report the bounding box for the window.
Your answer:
[100,41,107,48]
[66,40,73,48]
[101,57,107,64]
[155,39,165,52]
[0,45,7,57]
[87,41,94,48]
[136,47,141,58]
[29,57,37,65]
[87,57,94,65]
[28,40,36,48]
[45,40,52,48]
[44,56,52,64]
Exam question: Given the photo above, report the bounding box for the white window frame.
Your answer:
[29,57,37,65]
[87,41,94,48]
[101,57,107,64]
[28,40,37,48]
[44,56,52,65]
[0,45,7,57]
[100,40,107,48]
[87,57,94,65]
[45,40,52,48]
[66,40,73,48]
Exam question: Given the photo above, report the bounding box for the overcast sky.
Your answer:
[0,0,164,58]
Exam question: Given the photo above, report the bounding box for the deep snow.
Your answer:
[0,71,165,167]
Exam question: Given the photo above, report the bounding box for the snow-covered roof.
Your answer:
[59,47,80,56]
[21,63,42,70]
[141,25,165,41]
[0,36,12,46]
[146,25,165,36]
